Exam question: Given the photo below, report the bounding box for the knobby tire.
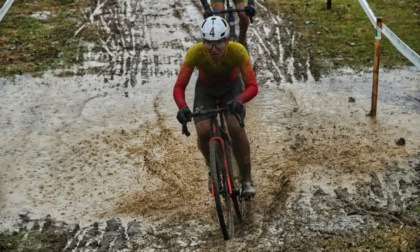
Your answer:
[224,142,243,223]
[209,140,233,240]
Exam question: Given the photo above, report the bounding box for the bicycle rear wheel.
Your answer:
[209,140,234,240]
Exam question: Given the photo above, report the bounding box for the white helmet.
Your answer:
[200,16,229,41]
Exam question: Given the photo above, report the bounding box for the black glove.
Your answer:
[227,99,245,117]
[203,7,213,19]
[227,99,246,126]
[245,5,256,18]
[177,107,192,124]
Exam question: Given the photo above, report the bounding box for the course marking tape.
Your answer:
[358,0,420,69]
[0,0,15,22]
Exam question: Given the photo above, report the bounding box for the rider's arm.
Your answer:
[200,0,211,10]
[236,59,258,103]
[173,62,195,109]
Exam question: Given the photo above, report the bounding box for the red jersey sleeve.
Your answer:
[236,59,258,103]
[173,63,195,109]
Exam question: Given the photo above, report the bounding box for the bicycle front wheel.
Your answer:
[209,140,234,240]
[224,142,243,223]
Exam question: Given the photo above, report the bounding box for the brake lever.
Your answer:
[234,112,245,127]
[182,123,191,137]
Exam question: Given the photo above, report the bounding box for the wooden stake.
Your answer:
[327,0,332,10]
[369,17,382,117]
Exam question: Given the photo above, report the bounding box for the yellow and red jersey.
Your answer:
[173,41,258,109]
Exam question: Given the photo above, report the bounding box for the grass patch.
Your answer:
[0,0,95,77]
[266,0,420,72]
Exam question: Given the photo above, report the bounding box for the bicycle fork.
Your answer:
[209,137,233,196]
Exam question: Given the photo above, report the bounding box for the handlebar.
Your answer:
[212,8,244,14]
[211,8,253,23]
[182,107,245,137]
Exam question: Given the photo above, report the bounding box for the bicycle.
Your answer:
[200,0,254,43]
[181,106,251,240]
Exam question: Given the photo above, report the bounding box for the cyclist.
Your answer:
[173,16,258,197]
[200,0,256,48]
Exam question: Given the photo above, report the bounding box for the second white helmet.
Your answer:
[200,16,229,41]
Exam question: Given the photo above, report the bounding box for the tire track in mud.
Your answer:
[80,0,318,89]
[81,0,200,89]
[250,0,320,85]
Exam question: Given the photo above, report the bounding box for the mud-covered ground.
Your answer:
[0,0,419,251]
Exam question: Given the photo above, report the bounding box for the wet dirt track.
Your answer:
[0,0,419,251]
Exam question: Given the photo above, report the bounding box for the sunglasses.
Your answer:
[203,39,227,50]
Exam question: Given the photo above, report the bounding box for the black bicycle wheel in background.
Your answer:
[224,142,243,223]
[209,140,234,240]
